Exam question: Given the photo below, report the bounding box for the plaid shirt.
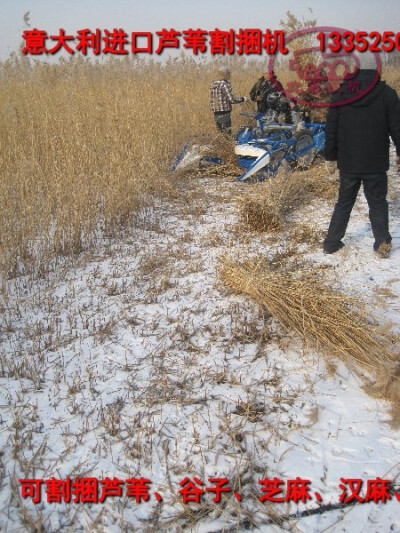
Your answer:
[210,79,244,113]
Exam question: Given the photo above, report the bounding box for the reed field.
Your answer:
[0,54,258,286]
[1,49,399,288]
[2,45,400,530]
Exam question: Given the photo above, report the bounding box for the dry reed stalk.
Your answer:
[173,133,242,179]
[381,64,400,93]
[218,256,400,419]
[239,165,337,232]
[203,133,242,176]
[0,55,264,284]
[302,163,339,200]
[1,52,398,285]
[239,171,313,232]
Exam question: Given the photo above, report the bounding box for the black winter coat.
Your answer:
[250,76,284,113]
[325,70,400,173]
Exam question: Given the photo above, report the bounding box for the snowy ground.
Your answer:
[1,155,400,532]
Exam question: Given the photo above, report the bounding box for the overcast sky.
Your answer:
[1,0,400,60]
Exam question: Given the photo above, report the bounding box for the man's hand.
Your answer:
[325,161,337,174]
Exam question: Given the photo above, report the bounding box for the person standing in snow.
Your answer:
[323,54,400,257]
[210,67,246,135]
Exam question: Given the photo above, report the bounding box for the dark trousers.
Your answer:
[324,172,391,251]
[214,112,231,134]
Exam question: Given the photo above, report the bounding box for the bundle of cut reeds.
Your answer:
[239,167,337,232]
[219,256,400,419]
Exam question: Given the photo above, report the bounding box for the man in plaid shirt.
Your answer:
[210,67,246,134]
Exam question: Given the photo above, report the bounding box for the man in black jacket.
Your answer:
[323,60,400,256]
[250,70,284,113]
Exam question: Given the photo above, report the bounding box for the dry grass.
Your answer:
[201,133,243,176]
[382,64,400,94]
[0,55,260,286]
[239,165,337,232]
[173,132,242,179]
[218,255,400,422]
[1,49,397,288]
[288,223,325,247]
[239,175,306,232]
[0,57,208,282]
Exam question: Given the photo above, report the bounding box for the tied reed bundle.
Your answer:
[239,167,337,232]
[239,171,314,232]
[219,256,400,422]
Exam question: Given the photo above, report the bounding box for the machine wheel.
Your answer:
[294,133,316,169]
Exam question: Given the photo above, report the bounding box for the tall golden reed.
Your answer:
[0,54,256,284]
[0,52,398,286]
